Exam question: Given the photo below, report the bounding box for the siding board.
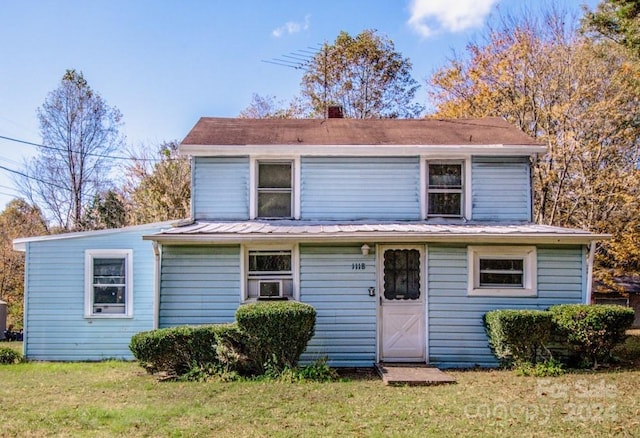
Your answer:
[472,156,531,221]
[193,157,249,220]
[428,245,585,368]
[299,245,377,367]
[301,157,420,220]
[159,245,240,327]
[24,226,163,361]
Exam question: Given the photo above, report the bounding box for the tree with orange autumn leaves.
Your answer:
[427,7,640,274]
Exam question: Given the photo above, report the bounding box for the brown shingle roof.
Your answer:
[181,117,541,146]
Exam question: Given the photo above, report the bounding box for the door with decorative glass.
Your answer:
[378,246,426,362]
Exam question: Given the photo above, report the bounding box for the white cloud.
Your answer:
[272,14,310,38]
[408,0,498,37]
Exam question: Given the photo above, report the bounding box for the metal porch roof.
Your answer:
[143,221,609,245]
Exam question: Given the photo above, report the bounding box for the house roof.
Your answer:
[594,275,640,296]
[13,220,178,252]
[143,220,609,245]
[180,117,547,156]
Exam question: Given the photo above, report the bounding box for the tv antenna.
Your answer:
[262,44,332,117]
[262,46,321,70]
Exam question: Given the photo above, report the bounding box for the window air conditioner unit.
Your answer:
[258,279,284,298]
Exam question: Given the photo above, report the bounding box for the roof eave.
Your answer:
[12,220,180,249]
[179,144,547,157]
[143,232,610,246]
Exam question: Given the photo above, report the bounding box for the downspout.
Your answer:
[585,241,596,304]
[190,156,195,221]
[22,243,29,357]
[152,241,161,329]
[529,154,536,222]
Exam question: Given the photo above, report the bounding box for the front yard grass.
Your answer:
[1,360,639,437]
[0,341,23,354]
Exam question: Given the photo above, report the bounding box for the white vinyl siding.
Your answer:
[301,157,420,220]
[299,245,377,367]
[22,225,162,361]
[471,156,531,221]
[159,245,240,327]
[428,245,585,368]
[192,157,249,220]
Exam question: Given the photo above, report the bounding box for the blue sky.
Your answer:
[0,0,598,210]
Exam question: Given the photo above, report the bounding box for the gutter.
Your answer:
[181,143,548,157]
[586,241,597,304]
[143,232,612,246]
[152,241,161,330]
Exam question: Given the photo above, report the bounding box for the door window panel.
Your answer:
[383,249,421,300]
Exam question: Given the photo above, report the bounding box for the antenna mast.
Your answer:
[262,43,331,118]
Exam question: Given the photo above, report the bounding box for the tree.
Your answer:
[582,0,640,58]
[17,69,125,231]
[301,30,423,118]
[238,94,306,119]
[124,142,191,224]
[0,199,48,328]
[81,189,128,230]
[427,8,640,273]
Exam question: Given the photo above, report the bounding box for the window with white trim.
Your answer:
[85,249,133,317]
[426,161,464,218]
[256,161,293,218]
[468,246,537,297]
[245,248,296,301]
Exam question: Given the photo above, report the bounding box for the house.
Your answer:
[13,222,173,360]
[15,116,608,368]
[593,275,640,328]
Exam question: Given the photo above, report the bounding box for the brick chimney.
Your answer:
[327,105,344,118]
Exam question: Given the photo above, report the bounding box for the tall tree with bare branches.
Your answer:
[18,69,125,230]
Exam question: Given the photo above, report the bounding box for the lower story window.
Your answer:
[479,258,524,287]
[468,246,536,296]
[245,248,295,300]
[85,249,133,317]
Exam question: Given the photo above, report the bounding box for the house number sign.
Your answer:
[352,263,366,270]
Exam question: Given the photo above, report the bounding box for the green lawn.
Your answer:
[0,359,638,437]
[1,341,22,354]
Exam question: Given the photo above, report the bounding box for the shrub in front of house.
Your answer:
[483,309,554,366]
[549,304,635,367]
[235,301,316,374]
[129,323,245,377]
[0,347,24,365]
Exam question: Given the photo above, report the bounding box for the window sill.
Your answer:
[84,314,133,319]
[468,288,537,297]
[243,297,294,304]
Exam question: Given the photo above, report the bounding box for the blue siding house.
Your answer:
[15,116,607,367]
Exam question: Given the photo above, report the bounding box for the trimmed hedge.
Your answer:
[129,323,244,376]
[130,301,317,378]
[483,309,554,365]
[484,305,636,369]
[549,304,635,367]
[236,301,316,374]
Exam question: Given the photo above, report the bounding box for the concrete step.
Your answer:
[375,363,457,386]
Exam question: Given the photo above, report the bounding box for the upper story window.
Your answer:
[426,161,464,218]
[85,249,133,318]
[257,161,293,218]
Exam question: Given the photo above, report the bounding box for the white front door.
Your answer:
[379,245,426,362]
